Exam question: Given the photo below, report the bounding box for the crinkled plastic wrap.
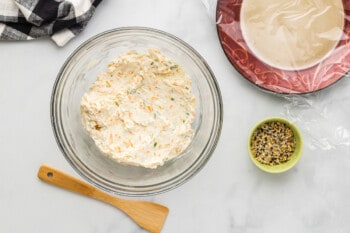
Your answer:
[215,0,350,94]
[200,0,350,150]
[282,76,350,150]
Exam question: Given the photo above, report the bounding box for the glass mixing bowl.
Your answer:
[51,27,223,196]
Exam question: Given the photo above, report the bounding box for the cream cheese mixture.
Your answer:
[81,49,196,169]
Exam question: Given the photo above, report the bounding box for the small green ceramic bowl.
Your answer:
[248,117,303,173]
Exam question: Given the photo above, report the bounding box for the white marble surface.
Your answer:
[1,0,350,232]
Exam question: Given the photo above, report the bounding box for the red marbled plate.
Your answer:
[216,0,350,94]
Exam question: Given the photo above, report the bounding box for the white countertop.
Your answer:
[1,1,350,232]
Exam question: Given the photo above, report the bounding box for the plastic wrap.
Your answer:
[282,76,350,150]
[200,0,350,150]
[215,0,350,94]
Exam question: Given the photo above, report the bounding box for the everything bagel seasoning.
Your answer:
[250,121,296,166]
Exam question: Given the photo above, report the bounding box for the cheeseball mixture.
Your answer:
[81,49,196,169]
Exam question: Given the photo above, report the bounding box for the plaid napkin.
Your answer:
[0,0,102,46]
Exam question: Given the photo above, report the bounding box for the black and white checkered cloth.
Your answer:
[0,0,102,46]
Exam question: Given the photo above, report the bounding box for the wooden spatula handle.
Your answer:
[38,164,103,199]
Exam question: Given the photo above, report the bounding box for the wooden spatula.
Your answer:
[38,164,169,233]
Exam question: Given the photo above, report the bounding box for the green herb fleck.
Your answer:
[154,142,158,147]
[170,65,178,70]
[170,97,175,101]
[151,62,154,65]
